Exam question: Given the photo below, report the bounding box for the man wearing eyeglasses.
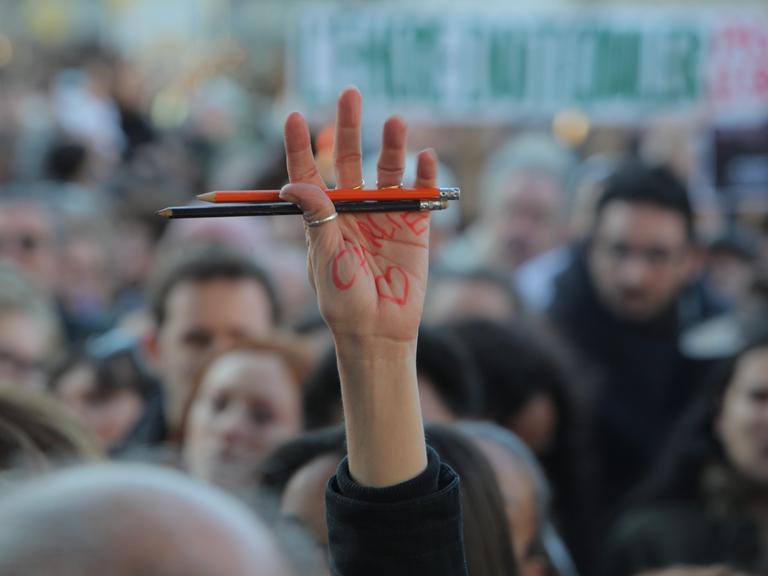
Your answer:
[0,263,61,392]
[548,161,721,534]
[0,195,58,294]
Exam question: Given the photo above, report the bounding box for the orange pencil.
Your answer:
[197,187,460,204]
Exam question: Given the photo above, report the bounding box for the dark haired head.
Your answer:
[634,328,768,506]
[445,318,594,562]
[259,425,346,496]
[301,325,483,429]
[595,161,694,241]
[426,424,519,576]
[260,424,519,576]
[148,245,281,327]
[49,334,156,403]
[425,267,524,323]
[45,138,88,182]
[444,319,573,440]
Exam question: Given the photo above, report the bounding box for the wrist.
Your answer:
[331,332,426,488]
[332,334,416,365]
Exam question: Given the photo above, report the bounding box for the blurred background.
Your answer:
[1,1,767,575]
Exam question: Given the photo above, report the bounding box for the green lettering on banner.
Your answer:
[673,30,702,100]
[489,28,526,100]
[292,8,706,119]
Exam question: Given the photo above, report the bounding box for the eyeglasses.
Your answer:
[0,234,49,254]
[0,349,46,388]
[0,347,47,377]
[593,238,687,267]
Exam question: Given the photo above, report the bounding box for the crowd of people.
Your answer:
[0,40,767,576]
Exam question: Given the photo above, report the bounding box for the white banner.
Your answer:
[288,5,768,122]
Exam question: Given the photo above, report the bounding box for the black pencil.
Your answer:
[156,199,448,219]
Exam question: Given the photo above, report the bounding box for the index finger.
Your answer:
[284,112,326,189]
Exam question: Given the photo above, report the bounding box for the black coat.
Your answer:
[326,447,468,576]
[548,245,715,513]
[600,501,765,575]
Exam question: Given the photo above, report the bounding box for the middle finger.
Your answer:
[333,88,364,189]
[376,116,407,188]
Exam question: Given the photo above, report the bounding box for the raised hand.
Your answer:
[280,88,435,487]
[279,88,437,344]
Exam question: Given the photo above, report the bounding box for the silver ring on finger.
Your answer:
[305,211,338,227]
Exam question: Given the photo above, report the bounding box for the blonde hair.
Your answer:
[0,387,100,473]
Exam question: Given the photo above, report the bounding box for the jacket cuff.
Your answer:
[333,446,440,503]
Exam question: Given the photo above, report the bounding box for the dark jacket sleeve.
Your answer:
[325,446,468,576]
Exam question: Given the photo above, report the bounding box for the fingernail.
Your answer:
[279,185,295,202]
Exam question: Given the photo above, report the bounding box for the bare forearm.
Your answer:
[334,335,427,488]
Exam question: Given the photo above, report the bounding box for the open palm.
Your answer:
[280,89,437,343]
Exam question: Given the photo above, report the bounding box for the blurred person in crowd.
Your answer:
[516,154,618,311]
[259,426,348,545]
[0,192,59,293]
[0,263,61,392]
[41,135,112,220]
[112,57,156,160]
[461,421,579,576]
[56,220,116,339]
[548,161,722,518]
[301,325,483,429]
[261,424,521,576]
[426,424,523,576]
[0,464,289,576]
[424,267,524,323]
[703,226,758,309]
[108,146,193,326]
[160,217,315,328]
[442,132,574,274]
[600,327,768,576]
[0,386,99,473]
[0,186,112,341]
[51,47,124,175]
[144,245,281,441]
[260,424,520,576]
[179,339,311,491]
[48,335,156,453]
[446,319,593,567]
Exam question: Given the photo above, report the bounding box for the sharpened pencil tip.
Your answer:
[196,192,216,202]
[156,208,172,218]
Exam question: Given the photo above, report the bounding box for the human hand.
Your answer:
[279,88,437,346]
[280,88,436,486]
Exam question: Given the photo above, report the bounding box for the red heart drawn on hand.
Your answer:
[374,265,409,306]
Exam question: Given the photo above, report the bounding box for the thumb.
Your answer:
[279,182,341,246]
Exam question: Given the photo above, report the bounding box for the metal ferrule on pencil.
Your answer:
[439,187,461,200]
[419,199,449,211]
